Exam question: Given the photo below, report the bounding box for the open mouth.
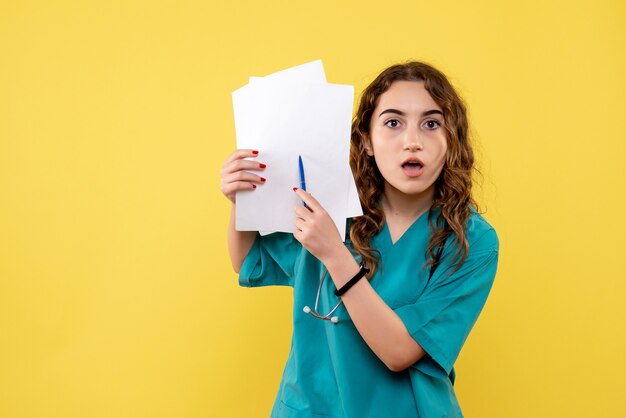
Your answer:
[401,158,425,177]
[401,161,423,169]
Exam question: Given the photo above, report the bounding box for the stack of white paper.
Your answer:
[232,60,362,241]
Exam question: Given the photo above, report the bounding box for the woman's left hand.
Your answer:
[293,188,345,263]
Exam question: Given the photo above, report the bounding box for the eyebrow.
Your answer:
[378,108,444,118]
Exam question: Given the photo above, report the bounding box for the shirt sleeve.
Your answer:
[238,232,301,288]
[393,227,499,378]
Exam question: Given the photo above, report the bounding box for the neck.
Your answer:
[381,182,435,221]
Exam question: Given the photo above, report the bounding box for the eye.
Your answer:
[384,119,401,128]
[424,119,442,130]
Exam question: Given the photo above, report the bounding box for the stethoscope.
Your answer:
[302,242,446,325]
[303,268,343,324]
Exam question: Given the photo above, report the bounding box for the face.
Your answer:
[367,80,448,199]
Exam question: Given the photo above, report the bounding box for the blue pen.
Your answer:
[298,155,307,208]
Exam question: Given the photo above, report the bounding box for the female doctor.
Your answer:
[220,61,499,418]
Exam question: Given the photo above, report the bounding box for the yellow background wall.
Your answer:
[1,1,625,417]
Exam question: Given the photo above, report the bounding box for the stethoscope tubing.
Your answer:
[303,268,343,324]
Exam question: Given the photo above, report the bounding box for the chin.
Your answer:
[387,180,434,196]
[402,186,432,196]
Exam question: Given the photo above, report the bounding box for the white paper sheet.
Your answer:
[232,60,362,241]
[252,60,362,222]
[249,59,326,84]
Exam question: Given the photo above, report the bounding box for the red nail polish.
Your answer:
[252,150,259,155]
[293,187,298,192]
[259,163,266,168]
[260,177,266,182]
[252,184,256,189]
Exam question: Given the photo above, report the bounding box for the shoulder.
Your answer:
[433,208,499,281]
[463,207,499,256]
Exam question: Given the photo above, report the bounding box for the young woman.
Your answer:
[220,61,499,418]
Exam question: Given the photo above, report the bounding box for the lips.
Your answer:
[401,157,425,177]
[401,157,424,169]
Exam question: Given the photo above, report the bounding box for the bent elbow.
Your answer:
[385,359,411,373]
[381,351,412,372]
[386,363,405,373]
[383,343,427,373]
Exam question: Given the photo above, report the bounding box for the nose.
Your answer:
[403,141,423,152]
[403,126,423,151]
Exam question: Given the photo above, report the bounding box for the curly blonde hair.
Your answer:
[349,61,479,277]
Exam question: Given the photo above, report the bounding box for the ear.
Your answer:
[363,135,374,156]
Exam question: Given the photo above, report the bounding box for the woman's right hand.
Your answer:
[220,149,267,204]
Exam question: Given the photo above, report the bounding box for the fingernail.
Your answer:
[252,150,259,155]
[293,187,298,192]
[252,184,256,189]
[259,163,266,168]
[260,177,266,182]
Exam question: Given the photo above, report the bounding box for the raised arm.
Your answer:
[226,204,256,273]
[292,188,499,373]
[292,188,425,371]
[220,149,266,273]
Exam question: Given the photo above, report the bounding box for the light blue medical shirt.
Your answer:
[239,207,499,418]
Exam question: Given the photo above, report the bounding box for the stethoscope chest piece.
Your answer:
[303,269,342,324]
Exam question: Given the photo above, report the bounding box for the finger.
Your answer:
[222,171,266,185]
[221,181,257,197]
[294,203,312,220]
[221,158,267,176]
[294,217,306,232]
[293,229,303,243]
[293,188,322,212]
[223,149,259,165]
